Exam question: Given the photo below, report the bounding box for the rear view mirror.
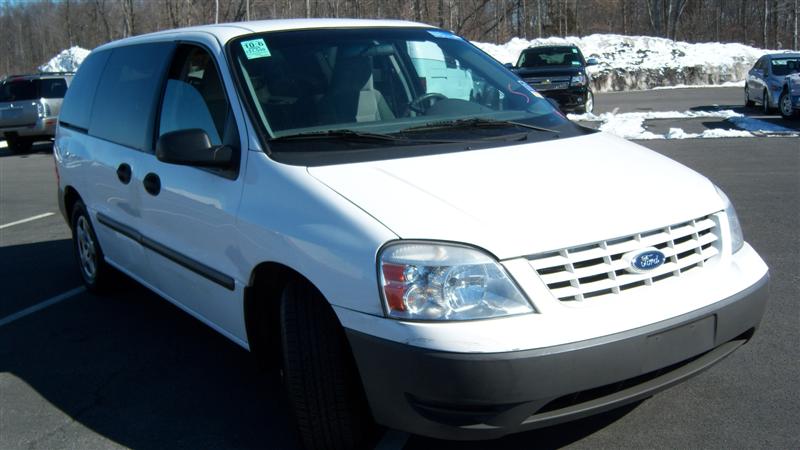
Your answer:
[503,62,515,69]
[156,129,233,167]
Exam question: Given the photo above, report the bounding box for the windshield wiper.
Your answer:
[273,129,407,142]
[400,117,559,134]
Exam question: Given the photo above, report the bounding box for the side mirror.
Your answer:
[156,129,233,167]
[503,62,515,70]
[586,58,599,66]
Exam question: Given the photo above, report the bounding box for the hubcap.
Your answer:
[76,216,97,281]
[781,95,793,116]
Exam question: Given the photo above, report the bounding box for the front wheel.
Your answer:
[280,280,374,449]
[779,91,796,119]
[71,201,113,292]
[762,90,771,114]
[744,86,755,107]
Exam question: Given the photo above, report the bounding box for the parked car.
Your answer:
[0,72,72,152]
[778,70,800,119]
[745,52,800,114]
[55,19,769,448]
[506,44,597,113]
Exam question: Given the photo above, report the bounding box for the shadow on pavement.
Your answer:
[0,140,53,158]
[0,239,298,449]
[0,238,644,450]
[0,239,80,318]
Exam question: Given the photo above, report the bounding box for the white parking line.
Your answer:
[0,212,56,229]
[0,287,86,328]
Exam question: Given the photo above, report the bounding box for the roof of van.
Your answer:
[95,18,435,51]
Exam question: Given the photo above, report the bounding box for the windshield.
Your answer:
[229,27,582,159]
[771,57,800,76]
[518,47,585,68]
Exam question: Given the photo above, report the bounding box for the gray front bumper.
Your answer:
[346,274,769,440]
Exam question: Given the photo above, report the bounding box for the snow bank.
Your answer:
[474,34,776,92]
[39,46,90,73]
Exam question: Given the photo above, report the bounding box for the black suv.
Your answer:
[508,45,597,114]
[0,72,73,152]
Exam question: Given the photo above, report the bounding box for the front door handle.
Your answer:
[143,173,161,196]
[116,163,132,184]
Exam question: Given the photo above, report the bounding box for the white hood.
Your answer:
[308,132,725,260]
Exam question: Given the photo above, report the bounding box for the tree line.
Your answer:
[1,0,798,77]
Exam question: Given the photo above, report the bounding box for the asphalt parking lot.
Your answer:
[1,87,798,449]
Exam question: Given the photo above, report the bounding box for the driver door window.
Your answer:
[158,45,236,150]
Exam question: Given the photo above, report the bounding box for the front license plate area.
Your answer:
[643,315,716,373]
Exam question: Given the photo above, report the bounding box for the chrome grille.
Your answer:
[524,76,570,91]
[527,215,721,302]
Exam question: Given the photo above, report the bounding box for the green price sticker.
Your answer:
[241,38,271,59]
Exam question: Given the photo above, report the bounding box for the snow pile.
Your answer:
[474,34,776,92]
[728,116,800,135]
[569,109,799,139]
[568,109,746,139]
[39,46,90,73]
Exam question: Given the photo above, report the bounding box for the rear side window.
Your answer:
[40,78,68,98]
[0,80,37,101]
[60,50,111,130]
[89,42,174,151]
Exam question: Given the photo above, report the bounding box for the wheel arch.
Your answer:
[63,186,83,227]
[243,261,335,364]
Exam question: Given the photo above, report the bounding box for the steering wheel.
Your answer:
[408,92,448,114]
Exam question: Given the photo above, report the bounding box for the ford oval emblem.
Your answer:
[623,248,666,274]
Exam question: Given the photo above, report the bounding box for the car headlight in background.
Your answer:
[570,72,587,87]
[715,186,744,253]
[379,242,534,321]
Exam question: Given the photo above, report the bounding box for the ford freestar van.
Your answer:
[55,19,769,449]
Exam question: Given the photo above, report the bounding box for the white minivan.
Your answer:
[55,19,769,449]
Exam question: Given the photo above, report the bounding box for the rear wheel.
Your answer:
[779,91,796,119]
[280,279,374,450]
[71,201,113,292]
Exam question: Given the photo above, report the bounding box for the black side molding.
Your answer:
[58,120,89,134]
[96,212,235,291]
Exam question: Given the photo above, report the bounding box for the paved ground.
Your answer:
[0,87,798,449]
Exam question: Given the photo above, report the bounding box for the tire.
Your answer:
[779,91,796,119]
[762,90,771,114]
[744,86,755,108]
[575,91,594,114]
[280,279,373,450]
[6,136,32,153]
[71,201,113,292]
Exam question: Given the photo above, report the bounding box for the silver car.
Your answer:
[745,52,800,114]
[0,72,72,152]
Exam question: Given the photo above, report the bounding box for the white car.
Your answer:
[55,19,769,448]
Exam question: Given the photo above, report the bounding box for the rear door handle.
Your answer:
[116,163,132,184]
[143,173,161,196]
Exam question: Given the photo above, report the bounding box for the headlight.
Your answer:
[379,242,534,321]
[715,186,744,253]
[570,72,587,87]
